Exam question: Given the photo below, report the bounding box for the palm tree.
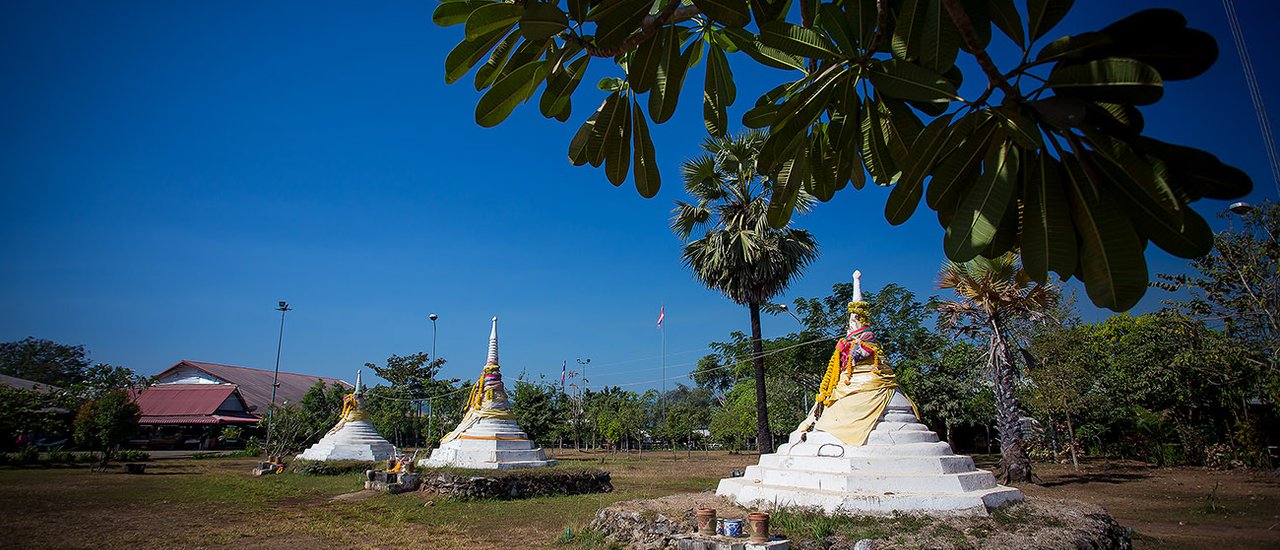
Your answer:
[671,130,820,454]
[937,253,1057,483]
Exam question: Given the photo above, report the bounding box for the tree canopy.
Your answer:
[435,0,1252,311]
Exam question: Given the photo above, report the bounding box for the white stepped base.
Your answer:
[419,417,556,470]
[717,391,1022,516]
[296,421,396,461]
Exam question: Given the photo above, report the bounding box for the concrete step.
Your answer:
[716,477,1022,516]
[741,465,997,494]
[757,453,976,475]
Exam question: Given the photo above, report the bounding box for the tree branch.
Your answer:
[565,2,699,58]
[861,0,889,61]
[941,0,1019,100]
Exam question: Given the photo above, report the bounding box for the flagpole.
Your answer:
[661,308,666,407]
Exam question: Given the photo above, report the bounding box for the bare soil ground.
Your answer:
[0,450,1274,549]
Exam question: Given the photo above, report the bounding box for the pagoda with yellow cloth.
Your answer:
[296,370,397,461]
[717,270,1022,515]
[418,317,556,470]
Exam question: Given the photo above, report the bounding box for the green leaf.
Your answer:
[1087,149,1212,259]
[993,105,1043,149]
[759,21,841,60]
[444,25,513,84]
[466,2,524,41]
[567,0,589,23]
[926,115,996,210]
[986,0,1025,47]
[886,113,955,225]
[1035,32,1111,63]
[569,109,600,166]
[434,0,493,27]
[649,28,695,124]
[628,26,666,93]
[587,92,624,167]
[767,148,810,228]
[692,0,751,28]
[520,3,569,41]
[817,2,856,56]
[1021,152,1077,283]
[867,59,958,104]
[860,96,897,185]
[1027,0,1073,43]
[587,0,652,50]
[1134,137,1252,200]
[1097,9,1218,81]
[920,0,961,73]
[742,103,777,129]
[722,28,805,71]
[1061,154,1148,311]
[808,130,837,201]
[540,54,590,119]
[879,96,923,169]
[1047,58,1163,106]
[603,98,633,186]
[891,0,926,62]
[632,100,661,197]
[474,32,521,91]
[703,44,736,137]
[847,0,878,50]
[475,60,548,127]
[759,69,844,173]
[944,142,1019,262]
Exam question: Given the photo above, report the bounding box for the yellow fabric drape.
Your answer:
[797,363,919,446]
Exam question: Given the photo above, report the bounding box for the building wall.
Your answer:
[156,365,226,385]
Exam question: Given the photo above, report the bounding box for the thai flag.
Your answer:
[656,305,665,330]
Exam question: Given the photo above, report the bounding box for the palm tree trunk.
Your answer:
[990,319,1032,483]
[749,301,774,454]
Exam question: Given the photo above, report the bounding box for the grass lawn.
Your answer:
[0,450,1275,549]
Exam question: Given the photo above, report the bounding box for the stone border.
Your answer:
[590,493,1131,550]
[417,468,612,500]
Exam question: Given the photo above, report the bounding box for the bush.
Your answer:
[15,445,38,465]
[0,452,10,465]
[47,446,73,464]
[115,450,150,462]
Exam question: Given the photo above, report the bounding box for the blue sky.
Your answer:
[1,0,1277,392]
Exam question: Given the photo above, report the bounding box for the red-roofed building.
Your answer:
[128,360,351,450]
[153,360,351,414]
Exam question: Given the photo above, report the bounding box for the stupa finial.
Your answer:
[354,369,363,394]
[486,316,499,366]
[852,270,863,303]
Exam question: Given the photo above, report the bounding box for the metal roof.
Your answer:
[132,384,243,415]
[157,360,351,413]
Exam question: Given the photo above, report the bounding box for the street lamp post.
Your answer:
[266,300,291,454]
[576,357,590,388]
[270,301,291,409]
[427,313,439,448]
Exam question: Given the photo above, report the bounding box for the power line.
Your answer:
[1222,0,1280,195]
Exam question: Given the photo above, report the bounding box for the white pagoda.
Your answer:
[296,370,397,462]
[717,270,1022,515]
[418,317,555,470]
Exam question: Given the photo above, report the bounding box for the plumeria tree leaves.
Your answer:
[433,0,1251,311]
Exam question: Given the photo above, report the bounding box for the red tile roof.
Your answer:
[158,360,351,413]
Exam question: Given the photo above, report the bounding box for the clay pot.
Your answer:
[747,511,770,543]
[695,507,717,535]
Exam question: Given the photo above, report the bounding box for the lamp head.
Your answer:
[429,313,438,321]
[1229,201,1254,215]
